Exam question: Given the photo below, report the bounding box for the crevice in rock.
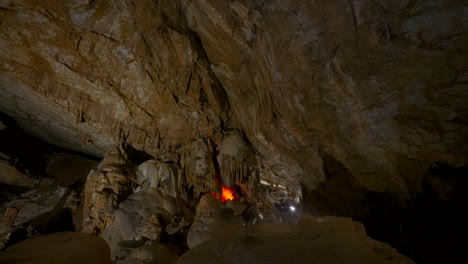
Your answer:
[122,143,154,166]
[302,153,365,216]
[0,111,99,177]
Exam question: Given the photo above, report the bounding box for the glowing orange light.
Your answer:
[221,185,235,202]
[211,185,236,203]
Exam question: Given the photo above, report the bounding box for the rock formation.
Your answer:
[217,132,258,195]
[0,187,73,249]
[136,159,181,198]
[82,146,135,234]
[182,139,220,197]
[186,194,223,249]
[0,232,112,264]
[0,0,467,263]
[178,216,416,264]
[0,159,40,189]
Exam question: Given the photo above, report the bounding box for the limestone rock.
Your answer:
[166,217,191,236]
[100,187,190,259]
[0,0,465,204]
[186,194,224,249]
[136,160,181,199]
[0,1,467,262]
[82,147,135,234]
[63,190,83,232]
[0,187,70,230]
[177,217,415,264]
[0,159,39,188]
[182,139,219,197]
[0,0,227,157]
[46,153,98,186]
[117,244,178,264]
[310,215,367,237]
[82,148,195,260]
[0,187,72,248]
[0,232,112,264]
[217,132,258,195]
[183,0,468,196]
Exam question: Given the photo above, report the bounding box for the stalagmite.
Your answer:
[82,146,135,234]
[183,139,220,196]
[136,159,180,198]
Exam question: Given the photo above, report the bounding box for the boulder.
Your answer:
[182,139,220,197]
[46,153,98,186]
[186,194,225,249]
[0,187,73,249]
[0,232,112,264]
[101,188,187,258]
[82,147,135,234]
[177,216,414,264]
[136,160,180,199]
[0,159,39,188]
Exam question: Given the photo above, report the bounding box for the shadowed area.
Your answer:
[0,232,112,264]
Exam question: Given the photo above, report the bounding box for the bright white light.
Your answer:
[259,180,287,189]
[289,206,296,212]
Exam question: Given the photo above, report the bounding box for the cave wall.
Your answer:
[183,0,468,195]
[0,0,230,158]
[1,0,467,199]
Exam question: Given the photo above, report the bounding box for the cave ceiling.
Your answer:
[0,0,467,196]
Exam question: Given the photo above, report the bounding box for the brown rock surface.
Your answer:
[0,0,465,197]
[177,216,415,264]
[0,0,228,158]
[82,146,135,234]
[186,193,224,249]
[46,152,98,186]
[0,186,73,248]
[0,232,112,264]
[0,187,70,229]
[184,0,468,195]
[0,159,39,188]
[0,1,467,262]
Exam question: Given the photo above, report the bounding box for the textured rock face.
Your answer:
[136,159,181,198]
[0,0,229,158]
[0,159,39,188]
[0,1,467,261]
[0,232,112,264]
[0,0,466,198]
[0,186,74,249]
[82,147,135,234]
[186,194,223,249]
[82,148,195,260]
[184,0,468,195]
[178,216,415,264]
